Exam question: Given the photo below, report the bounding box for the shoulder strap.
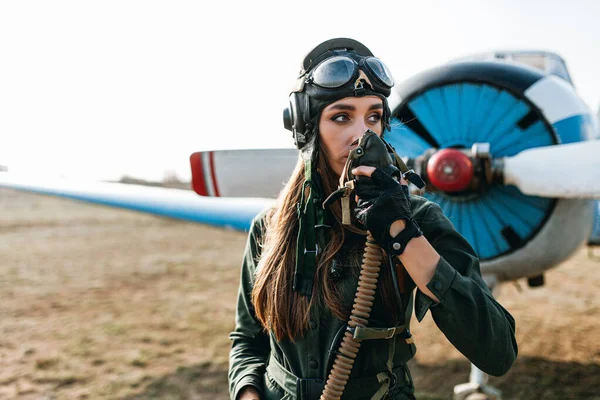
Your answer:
[293,159,319,297]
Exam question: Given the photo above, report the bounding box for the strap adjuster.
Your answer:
[304,244,319,256]
[388,372,397,390]
[375,371,398,397]
[351,325,405,340]
[385,327,397,339]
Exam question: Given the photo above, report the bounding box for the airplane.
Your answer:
[1,50,600,400]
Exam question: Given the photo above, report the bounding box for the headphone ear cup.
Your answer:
[288,92,306,149]
[283,105,293,132]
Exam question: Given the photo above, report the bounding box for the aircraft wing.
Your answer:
[0,172,274,232]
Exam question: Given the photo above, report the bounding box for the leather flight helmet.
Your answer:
[283,38,395,150]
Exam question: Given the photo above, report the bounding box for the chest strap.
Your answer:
[348,324,414,343]
[266,353,411,400]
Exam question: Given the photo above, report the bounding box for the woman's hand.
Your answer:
[352,166,412,243]
[353,166,441,302]
[237,385,261,400]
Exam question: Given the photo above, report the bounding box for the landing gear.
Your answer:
[453,282,502,400]
[588,245,600,261]
[453,365,502,400]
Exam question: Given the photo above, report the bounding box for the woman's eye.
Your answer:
[332,114,349,123]
[368,113,382,123]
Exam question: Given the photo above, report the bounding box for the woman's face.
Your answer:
[319,95,384,176]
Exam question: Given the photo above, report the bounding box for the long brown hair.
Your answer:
[251,139,400,342]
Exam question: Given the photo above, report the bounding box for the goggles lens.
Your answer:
[310,55,394,89]
[365,57,394,87]
[312,56,357,88]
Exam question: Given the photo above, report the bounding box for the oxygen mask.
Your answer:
[323,130,425,225]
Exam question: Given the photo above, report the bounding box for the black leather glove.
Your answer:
[354,168,414,249]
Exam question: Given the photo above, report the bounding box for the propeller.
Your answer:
[190,140,600,200]
[189,149,298,198]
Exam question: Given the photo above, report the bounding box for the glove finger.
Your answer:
[353,205,368,226]
[401,184,410,198]
[355,176,385,199]
[371,168,400,189]
[354,198,375,220]
[356,197,375,208]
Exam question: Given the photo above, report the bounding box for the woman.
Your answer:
[228,38,517,400]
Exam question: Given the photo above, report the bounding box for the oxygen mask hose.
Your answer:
[320,232,382,400]
[321,130,403,400]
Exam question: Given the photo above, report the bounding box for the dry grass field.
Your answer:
[0,188,598,399]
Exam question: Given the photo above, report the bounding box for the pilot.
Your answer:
[228,38,517,400]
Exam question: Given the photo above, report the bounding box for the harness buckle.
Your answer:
[388,372,398,390]
[304,244,319,256]
[385,327,397,339]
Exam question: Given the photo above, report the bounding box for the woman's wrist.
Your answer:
[389,219,407,237]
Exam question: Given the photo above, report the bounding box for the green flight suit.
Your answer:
[229,195,518,400]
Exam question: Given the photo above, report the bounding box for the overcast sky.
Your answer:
[1,0,599,181]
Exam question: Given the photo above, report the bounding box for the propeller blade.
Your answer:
[190,148,298,198]
[503,140,600,199]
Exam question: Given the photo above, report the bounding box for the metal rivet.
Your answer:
[356,148,363,155]
[392,242,402,251]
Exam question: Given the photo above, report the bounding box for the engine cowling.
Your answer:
[386,61,596,279]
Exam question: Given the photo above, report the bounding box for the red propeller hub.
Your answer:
[426,148,473,192]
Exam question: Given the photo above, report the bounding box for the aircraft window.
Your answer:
[511,53,573,84]
[545,57,573,84]
[447,51,574,85]
[511,54,547,71]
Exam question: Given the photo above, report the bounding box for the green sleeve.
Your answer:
[228,213,270,399]
[414,203,518,376]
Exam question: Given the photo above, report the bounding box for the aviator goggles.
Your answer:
[293,53,394,100]
[307,55,394,89]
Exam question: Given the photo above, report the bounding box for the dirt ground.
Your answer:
[0,188,598,400]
